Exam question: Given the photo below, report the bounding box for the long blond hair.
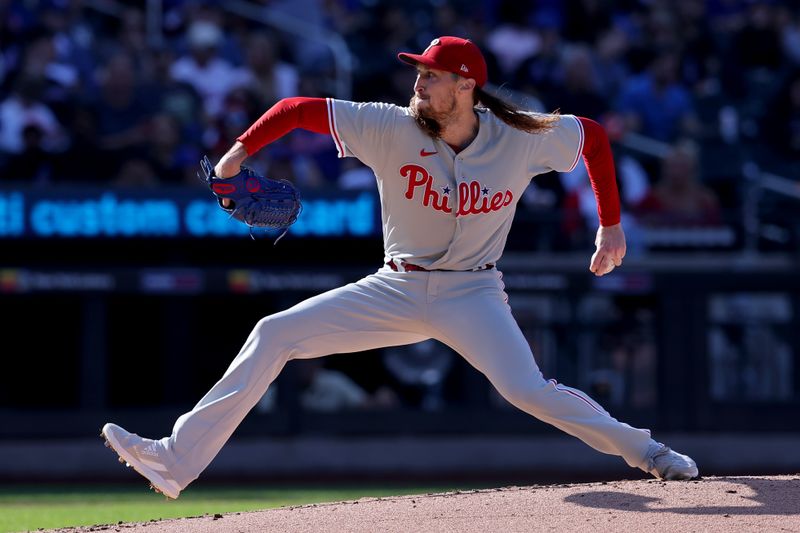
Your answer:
[411,85,559,137]
[475,86,559,133]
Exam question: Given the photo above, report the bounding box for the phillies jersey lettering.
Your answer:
[457,181,514,215]
[400,163,513,215]
[326,99,583,270]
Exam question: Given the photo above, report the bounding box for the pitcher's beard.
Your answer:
[410,94,457,138]
[410,94,457,122]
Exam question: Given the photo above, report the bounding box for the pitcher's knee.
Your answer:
[249,316,293,356]
[252,314,311,360]
[252,316,273,336]
[251,316,272,343]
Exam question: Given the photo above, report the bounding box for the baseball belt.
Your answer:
[385,259,495,273]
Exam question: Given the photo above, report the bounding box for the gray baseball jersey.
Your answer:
[326,99,584,270]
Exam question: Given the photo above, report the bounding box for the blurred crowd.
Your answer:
[2,0,795,417]
[1,0,799,242]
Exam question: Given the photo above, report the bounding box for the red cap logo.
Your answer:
[398,36,488,88]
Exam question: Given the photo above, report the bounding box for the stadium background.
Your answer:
[1,0,799,484]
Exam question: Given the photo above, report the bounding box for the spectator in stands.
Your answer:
[0,76,65,155]
[37,0,95,89]
[17,32,81,114]
[616,50,699,142]
[241,33,299,108]
[205,86,262,161]
[145,113,201,184]
[669,1,720,95]
[169,20,250,118]
[54,106,103,183]
[592,27,631,102]
[113,7,150,67]
[642,4,682,52]
[514,24,564,106]
[729,3,786,73]
[721,2,786,102]
[90,53,153,164]
[343,3,416,102]
[143,47,204,145]
[3,123,55,183]
[634,140,721,227]
[544,44,610,119]
[267,0,332,72]
[486,1,540,78]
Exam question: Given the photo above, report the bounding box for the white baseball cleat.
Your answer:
[101,423,182,499]
[645,442,699,480]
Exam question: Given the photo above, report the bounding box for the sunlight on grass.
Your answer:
[0,485,456,532]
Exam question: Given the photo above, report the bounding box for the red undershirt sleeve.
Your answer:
[236,97,330,155]
[578,116,621,227]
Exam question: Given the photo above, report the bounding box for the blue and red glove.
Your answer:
[199,155,301,239]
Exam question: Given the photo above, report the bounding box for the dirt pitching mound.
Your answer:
[51,475,800,533]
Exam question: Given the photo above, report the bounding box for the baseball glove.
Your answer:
[199,155,301,241]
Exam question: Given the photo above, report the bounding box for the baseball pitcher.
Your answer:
[102,36,698,499]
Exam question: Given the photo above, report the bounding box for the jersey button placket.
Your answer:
[454,157,464,217]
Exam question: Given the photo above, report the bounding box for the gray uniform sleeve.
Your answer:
[530,114,585,174]
[326,98,403,173]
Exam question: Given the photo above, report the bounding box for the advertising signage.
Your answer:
[0,187,378,239]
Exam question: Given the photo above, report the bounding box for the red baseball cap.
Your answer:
[398,36,488,88]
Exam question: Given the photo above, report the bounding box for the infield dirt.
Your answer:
[46,475,800,533]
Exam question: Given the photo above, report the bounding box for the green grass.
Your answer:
[0,483,458,533]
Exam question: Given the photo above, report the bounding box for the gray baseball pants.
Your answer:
[161,267,654,489]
